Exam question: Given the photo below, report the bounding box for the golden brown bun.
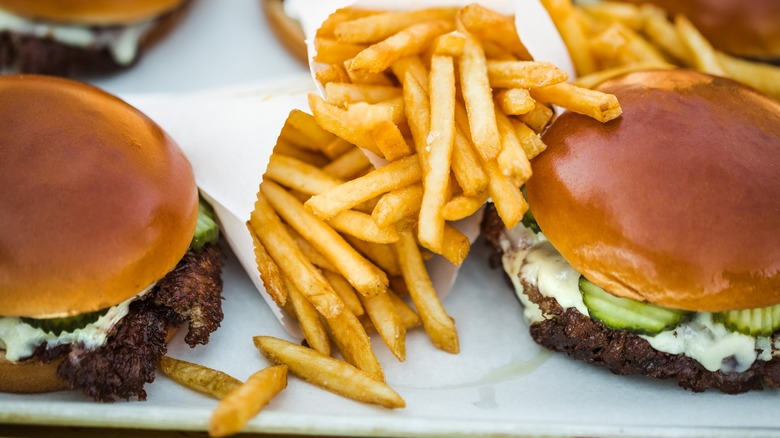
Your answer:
[0,351,67,393]
[527,69,780,312]
[0,0,187,25]
[0,75,197,318]
[621,0,780,59]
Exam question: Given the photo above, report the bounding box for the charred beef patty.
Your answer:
[481,204,780,394]
[32,243,223,402]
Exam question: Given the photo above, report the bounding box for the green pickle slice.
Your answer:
[714,306,780,337]
[21,308,109,336]
[191,199,219,250]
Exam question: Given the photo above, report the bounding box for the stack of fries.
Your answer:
[541,0,780,99]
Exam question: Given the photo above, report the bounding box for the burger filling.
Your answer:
[0,9,155,65]
[497,213,780,374]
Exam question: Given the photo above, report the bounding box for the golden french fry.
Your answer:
[265,154,342,196]
[531,82,622,123]
[540,0,598,75]
[325,83,402,106]
[315,63,352,85]
[674,14,725,76]
[350,19,454,73]
[284,277,331,356]
[343,59,395,86]
[328,210,399,244]
[305,154,421,220]
[247,223,287,307]
[495,88,536,115]
[487,60,569,88]
[401,71,430,160]
[324,308,384,382]
[418,55,456,253]
[284,224,337,273]
[371,183,423,228]
[335,7,457,44]
[573,62,675,89]
[309,93,381,154]
[343,235,401,277]
[208,365,288,438]
[372,120,414,160]
[323,270,365,317]
[274,139,330,167]
[279,123,320,152]
[440,224,470,266]
[640,5,690,62]
[250,193,344,318]
[317,7,381,39]
[322,137,354,159]
[431,30,466,56]
[322,147,373,180]
[459,34,501,161]
[457,3,532,60]
[450,126,489,198]
[360,291,406,361]
[394,229,459,353]
[495,108,532,186]
[442,192,489,221]
[262,181,388,297]
[286,109,337,151]
[511,119,548,160]
[387,290,422,329]
[343,101,397,130]
[391,56,429,92]
[485,160,527,229]
[717,52,780,101]
[388,275,409,297]
[589,22,665,66]
[160,356,242,400]
[254,336,404,408]
[315,38,368,64]
[579,1,643,30]
[520,102,554,134]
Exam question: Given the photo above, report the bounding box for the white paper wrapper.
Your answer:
[124,0,572,336]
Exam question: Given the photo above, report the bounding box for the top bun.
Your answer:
[526,69,780,312]
[0,75,197,318]
[622,0,780,59]
[0,0,187,25]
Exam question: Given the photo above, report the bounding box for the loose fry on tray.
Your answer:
[247,224,287,307]
[394,229,459,353]
[335,7,457,44]
[284,277,331,356]
[265,154,342,196]
[261,181,388,297]
[540,0,598,75]
[459,34,501,161]
[486,60,569,89]
[208,365,288,438]
[325,82,402,106]
[305,154,422,220]
[359,291,406,361]
[457,3,532,60]
[674,14,724,76]
[322,147,373,180]
[328,209,399,244]
[254,336,405,408]
[371,183,424,228]
[350,19,454,73]
[250,193,343,318]
[418,55,456,253]
[495,88,535,115]
[531,82,622,123]
[160,356,242,400]
[324,306,385,381]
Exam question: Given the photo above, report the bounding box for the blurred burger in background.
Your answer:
[0,74,224,401]
[0,0,190,75]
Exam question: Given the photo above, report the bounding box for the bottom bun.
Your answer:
[0,351,68,394]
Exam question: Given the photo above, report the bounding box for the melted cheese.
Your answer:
[0,10,153,65]
[501,224,775,373]
[0,284,153,363]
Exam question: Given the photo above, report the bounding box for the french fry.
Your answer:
[371,183,423,228]
[579,1,643,30]
[457,3,532,60]
[262,181,388,297]
[359,291,406,361]
[394,229,459,353]
[431,31,466,57]
[459,34,501,161]
[335,7,457,44]
[520,102,554,134]
[540,0,598,75]
[305,154,422,220]
[387,290,422,329]
[344,101,399,130]
[511,119,548,160]
[309,93,381,154]
[284,224,337,273]
[388,275,410,297]
[208,365,288,438]
[443,192,489,221]
[322,147,373,180]
[391,56,429,92]
[274,139,330,167]
[315,63,352,85]
[250,193,343,318]
[285,109,338,151]
[315,38,369,65]
[640,5,690,62]
[371,120,414,160]
[265,154,342,196]
[674,14,725,76]
[418,55,456,253]
[487,60,569,89]
[160,356,242,400]
[401,71,430,160]
[495,88,535,115]
[322,137,354,159]
[531,82,622,123]
[284,277,331,356]
[324,308,384,382]
[325,82,402,106]
[716,52,780,101]
[343,235,401,277]
[247,223,287,307]
[450,126,489,198]
[440,224,470,266]
[254,336,405,408]
[317,7,381,39]
[350,20,454,74]
[485,160,527,229]
[279,123,321,152]
[344,60,395,86]
[328,210,399,244]
[323,270,365,317]
[573,62,675,89]
[495,109,532,186]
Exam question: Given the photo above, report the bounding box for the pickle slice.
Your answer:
[21,308,109,336]
[579,277,692,336]
[714,306,780,337]
[191,199,219,250]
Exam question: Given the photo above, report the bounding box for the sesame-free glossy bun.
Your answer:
[0,75,197,318]
[0,0,186,25]
[526,70,780,312]
[0,351,67,393]
[622,0,780,59]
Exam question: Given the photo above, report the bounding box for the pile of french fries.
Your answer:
[541,0,780,99]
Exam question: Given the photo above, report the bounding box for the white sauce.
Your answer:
[501,223,775,373]
[0,9,153,65]
[0,284,153,362]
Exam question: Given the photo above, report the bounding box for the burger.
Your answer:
[0,74,224,401]
[0,0,190,75]
[483,69,780,393]
[619,0,780,59]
